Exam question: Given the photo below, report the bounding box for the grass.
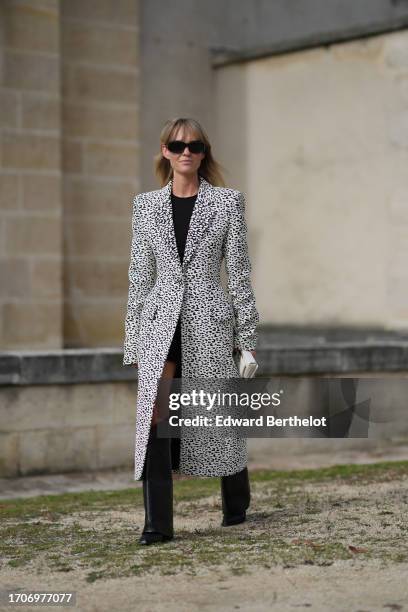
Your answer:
[0,460,407,582]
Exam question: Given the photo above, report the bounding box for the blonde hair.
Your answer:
[154,117,226,187]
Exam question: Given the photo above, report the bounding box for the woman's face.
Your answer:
[162,128,206,179]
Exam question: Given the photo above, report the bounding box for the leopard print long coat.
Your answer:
[123,175,259,480]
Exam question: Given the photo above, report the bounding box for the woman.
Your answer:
[123,117,259,545]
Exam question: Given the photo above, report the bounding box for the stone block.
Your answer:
[31,259,62,299]
[21,93,60,130]
[63,177,139,216]
[69,259,129,298]
[3,51,59,92]
[19,427,98,475]
[62,21,138,66]
[2,302,62,347]
[0,258,30,298]
[61,0,138,27]
[0,174,19,211]
[62,101,139,140]
[5,216,61,255]
[4,1,59,54]
[0,90,19,128]
[95,423,133,469]
[2,132,60,170]
[61,138,83,173]
[21,174,62,213]
[85,141,139,178]
[62,64,138,104]
[64,302,126,347]
[64,217,129,257]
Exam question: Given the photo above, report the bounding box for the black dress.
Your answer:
[166,190,197,366]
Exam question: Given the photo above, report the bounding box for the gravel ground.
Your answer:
[1,462,407,611]
[1,561,407,612]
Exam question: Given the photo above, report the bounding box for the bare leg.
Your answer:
[151,359,177,427]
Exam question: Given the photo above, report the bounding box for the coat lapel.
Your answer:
[154,175,216,271]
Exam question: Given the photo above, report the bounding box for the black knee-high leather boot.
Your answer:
[220,467,251,526]
[139,423,174,545]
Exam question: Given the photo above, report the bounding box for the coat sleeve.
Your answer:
[223,191,259,351]
[123,195,156,365]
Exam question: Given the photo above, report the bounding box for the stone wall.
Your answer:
[60,0,140,348]
[2,2,408,350]
[1,339,408,478]
[0,0,63,350]
[0,0,140,351]
[2,373,408,478]
[0,380,136,477]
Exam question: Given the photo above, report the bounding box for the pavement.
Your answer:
[1,443,408,500]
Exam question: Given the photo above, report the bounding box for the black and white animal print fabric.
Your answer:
[123,175,259,480]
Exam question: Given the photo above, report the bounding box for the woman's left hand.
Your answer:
[233,348,256,358]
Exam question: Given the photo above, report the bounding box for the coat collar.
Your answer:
[155,175,216,272]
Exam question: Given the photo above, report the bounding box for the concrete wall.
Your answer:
[140,0,408,189]
[213,30,408,330]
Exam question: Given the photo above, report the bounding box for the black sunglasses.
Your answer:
[166,140,206,154]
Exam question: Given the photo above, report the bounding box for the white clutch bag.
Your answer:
[233,349,259,378]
